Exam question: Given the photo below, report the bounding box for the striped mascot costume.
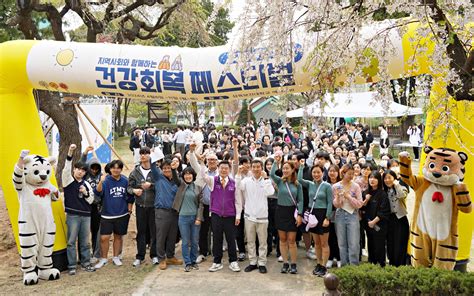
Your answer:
[399,146,472,270]
[12,150,61,285]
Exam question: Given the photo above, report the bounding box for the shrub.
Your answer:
[331,264,474,296]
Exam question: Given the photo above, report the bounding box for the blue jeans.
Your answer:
[178,215,200,266]
[335,209,360,266]
[66,214,91,269]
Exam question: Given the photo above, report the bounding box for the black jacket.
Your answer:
[127,165,155,207]
[361,188,391,235]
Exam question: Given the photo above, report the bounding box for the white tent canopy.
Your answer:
[286,92,423,118]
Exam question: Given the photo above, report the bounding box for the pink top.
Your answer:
[332,181,363,214]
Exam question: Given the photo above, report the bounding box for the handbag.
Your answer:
[303,182,326,231]
[285,182,299,220]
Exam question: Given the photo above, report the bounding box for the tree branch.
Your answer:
[34,3,66,41]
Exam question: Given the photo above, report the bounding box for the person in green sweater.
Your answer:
[270,152,303,274]
[297,161,333,277]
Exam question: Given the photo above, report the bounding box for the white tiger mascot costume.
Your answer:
[12,150,61,285]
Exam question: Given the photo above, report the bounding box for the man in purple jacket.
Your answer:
[202,160,242,272]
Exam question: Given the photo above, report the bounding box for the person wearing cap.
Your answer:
[61,144,96,275]
[189,143,219,263]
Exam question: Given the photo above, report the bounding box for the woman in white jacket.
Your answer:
[407,125,421,160]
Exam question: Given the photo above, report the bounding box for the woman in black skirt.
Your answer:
[361,171,391,266]
[297,161,333,277]
[326,164,341,268]
[383,169,409,266]
[270,153,303,274]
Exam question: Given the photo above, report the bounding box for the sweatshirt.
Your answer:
[95,175,134,219]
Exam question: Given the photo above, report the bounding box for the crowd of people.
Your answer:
[62,117,414,277]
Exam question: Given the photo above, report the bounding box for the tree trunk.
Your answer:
[121,98,131,135]
[192,102,199,125]
[391,78,416,141]
[36,90,82,188]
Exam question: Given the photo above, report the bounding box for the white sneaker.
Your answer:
[309,246,315,254]
[152,257,159,265]
[306,251,317,260]
[208,263,223,272]
[278,256,284,262]
[326,260,333,269]
[94,258,108,269]
[337,261,342,268]
[133,259,142,267]
[112,256,123,266]
[90,257,99,264]
[196,255,206,264]
[229,261,241,272]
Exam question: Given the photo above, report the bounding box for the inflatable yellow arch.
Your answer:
[0,21,472,270]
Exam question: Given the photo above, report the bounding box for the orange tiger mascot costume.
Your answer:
[399,147,471,270]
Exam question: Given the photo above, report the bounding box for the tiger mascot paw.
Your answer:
[38,268,60,281]
[23,271,39,286]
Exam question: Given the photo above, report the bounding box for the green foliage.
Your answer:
[332,264,474,296]
[0,0,23,42]
[236,100,256,126]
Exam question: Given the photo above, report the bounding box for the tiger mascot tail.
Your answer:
[399,146,472,270]
[12,150,61,285]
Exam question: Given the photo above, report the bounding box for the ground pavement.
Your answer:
[132,247,326,296]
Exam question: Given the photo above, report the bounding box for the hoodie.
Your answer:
[81,155,103,204]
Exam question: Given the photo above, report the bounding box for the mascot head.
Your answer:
[422,146,467,186]
[23,155,57,186]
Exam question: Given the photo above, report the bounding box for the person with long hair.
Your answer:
[270,154,303,274]
[297,161,333,277]
[354,163,371,260]
[326,164,341,268]
[361,171,391,266]
[383,169,409,266]
[332,164,363,266]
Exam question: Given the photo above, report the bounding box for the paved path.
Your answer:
[132,248,326,296]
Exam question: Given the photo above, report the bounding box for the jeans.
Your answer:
[66,214,91,269]
[335,209,360,266]
[178,215,200,266]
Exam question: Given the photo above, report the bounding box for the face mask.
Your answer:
[391,166,400,174]
[380,160,387,168]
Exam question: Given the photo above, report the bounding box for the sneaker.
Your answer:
[133,259,143,267]
[258,266,268,274]
[244,264,258,272]
[68,269,76,275]
[191,263,199,270]
[152,257,159,265]
[312,264,323,276]
[166,257,183,265]
[94,258,108,269]
[112,256,123,266]
[196,255,206,264]
[208,263,223,272]
[238,253,246,261]
[90,257,99,264]
[229,261,241,272]
[318,266,327,277]
[278,256,284,262]
[184,264,191,272]
[306,251,317,260]
[158,260,167,270]
[281,263,289,273]
[337,261,342,268]
[290,263,298,274]
[326,260,333,269]
[82,264,96,272]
